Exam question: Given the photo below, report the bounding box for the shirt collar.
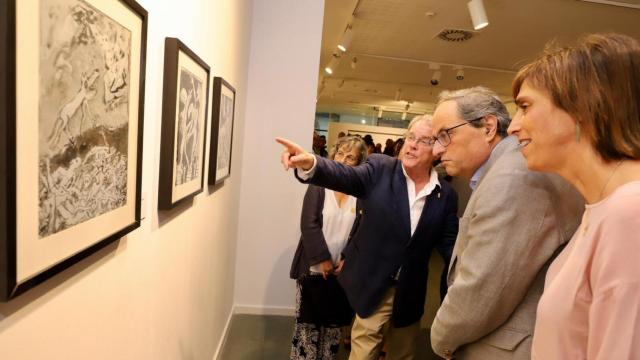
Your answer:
[402,165,441,197]
[469,161,487,190]
[469,137,510,190]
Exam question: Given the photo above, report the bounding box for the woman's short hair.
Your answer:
[328,136,368,165]
[512,33,640,161]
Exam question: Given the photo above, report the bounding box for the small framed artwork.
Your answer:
[208,77,236,185]
[0,0,148,300]
[158,38,210,209]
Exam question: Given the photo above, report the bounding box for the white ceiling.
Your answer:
[316,0,640,118]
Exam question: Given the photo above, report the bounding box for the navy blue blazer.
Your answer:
[296,154,459,327]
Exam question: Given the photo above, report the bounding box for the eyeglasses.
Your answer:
[433,117,484,147]
[404,133,436,148]
[335,150,358,164]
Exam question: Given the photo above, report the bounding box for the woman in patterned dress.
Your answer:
[289,136,367,360]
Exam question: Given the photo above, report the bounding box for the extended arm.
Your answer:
[276,137,375,198]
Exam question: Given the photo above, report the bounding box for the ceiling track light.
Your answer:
[324,54,340,75]
[430,70,442,86]
[395,89,402,101]
[337,26,354,52]
[456,69,465,80]
[468,0,489,30]
[350,57,358,70]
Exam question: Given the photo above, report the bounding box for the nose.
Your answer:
[508,113,522,135]
[432,141,445,157]
[406,140,418,150]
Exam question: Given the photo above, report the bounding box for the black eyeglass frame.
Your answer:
[433,117,485,147]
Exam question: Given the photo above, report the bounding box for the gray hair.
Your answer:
[437,86,510,137]
[407,114,433,132]
[329,136,368,165]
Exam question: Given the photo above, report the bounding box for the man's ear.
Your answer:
[483,115,498,141]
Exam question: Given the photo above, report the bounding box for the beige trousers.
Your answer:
[349,287,420,360]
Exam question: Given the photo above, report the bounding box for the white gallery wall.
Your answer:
[0,0,253,359]
[234,0,325,313]
[0,0,325,357]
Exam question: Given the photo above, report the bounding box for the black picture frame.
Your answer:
[158,38,210,209]
[0,0,148,301]
[208,77,236,185]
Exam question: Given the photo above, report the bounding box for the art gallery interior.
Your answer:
[1,0,639,359]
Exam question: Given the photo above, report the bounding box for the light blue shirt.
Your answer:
[469,162,487,191]
[469,137,512,191]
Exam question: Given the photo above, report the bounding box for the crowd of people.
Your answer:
[313,132,405,159]
[279,33,640,360]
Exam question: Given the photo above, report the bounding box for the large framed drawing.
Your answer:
[208,77,236,185]
[158,38,209,209]
[0,0,147,300]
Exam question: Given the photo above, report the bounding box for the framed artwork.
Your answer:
[0,0,147,300]
[158,38,210,209]
[208,77,236,185]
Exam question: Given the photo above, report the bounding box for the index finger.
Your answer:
[275,137,301,153]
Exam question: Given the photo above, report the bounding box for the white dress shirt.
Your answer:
[403,165,440,236]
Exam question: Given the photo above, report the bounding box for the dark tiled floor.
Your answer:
[219,314,442,360]
[220,252,446,359]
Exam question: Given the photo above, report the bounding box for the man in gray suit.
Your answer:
[429,87,584,359]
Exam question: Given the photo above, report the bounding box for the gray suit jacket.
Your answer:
[431,136,584,360]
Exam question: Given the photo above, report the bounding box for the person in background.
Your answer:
[383,139,395,156]
[374,143,382,154]
[278,114,458,360]
[319,135,329,157]
[312,132,327,157]
[509,33,640,360]
[393,138,404,158]
[429,86,583,360]
[289,136,368,360]
[363,134,376,155]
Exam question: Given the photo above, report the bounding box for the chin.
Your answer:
[442,164,459,177]
[521,147,543,169]
[525,158,551,173]
[401,158,415,167]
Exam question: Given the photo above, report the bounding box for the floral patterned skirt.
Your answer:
[290,274,354,360]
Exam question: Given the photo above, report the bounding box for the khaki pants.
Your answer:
[349,287,420,360]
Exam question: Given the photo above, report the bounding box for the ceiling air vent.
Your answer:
[436,29,474,42]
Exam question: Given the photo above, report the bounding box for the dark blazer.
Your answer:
[290,185,335,279]
[296,154,459,327]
